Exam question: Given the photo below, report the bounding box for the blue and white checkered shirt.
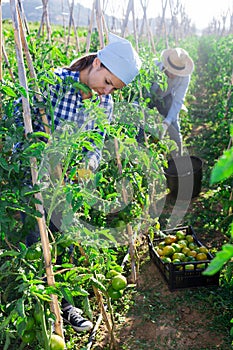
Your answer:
[16,68,114,170]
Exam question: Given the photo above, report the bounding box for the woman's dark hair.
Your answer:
[67,53,107,72]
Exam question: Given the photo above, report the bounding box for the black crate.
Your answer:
[148,225,219,291]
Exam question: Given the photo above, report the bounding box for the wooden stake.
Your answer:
[86,0,95,54]
[92,286,118,350]
[38,0,51,42]
[95,0,105,48]
[114,137,137,283]
[67,0,80,52]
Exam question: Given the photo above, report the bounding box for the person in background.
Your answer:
[144,47,194,156]
[15,32,141,332]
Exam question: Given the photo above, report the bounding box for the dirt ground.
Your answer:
[115,257,230,350]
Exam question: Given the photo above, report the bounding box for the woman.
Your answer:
[16,32,141,333]
[31,32,142,172]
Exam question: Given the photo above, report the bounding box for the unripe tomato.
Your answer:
[106,270,121,279]
[21,330,36,344]
[25,245,41,260]
[50,334,66,350]
[111,274,127,291]
[107,286,123,300]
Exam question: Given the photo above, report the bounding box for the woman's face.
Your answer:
[83,58,125,95]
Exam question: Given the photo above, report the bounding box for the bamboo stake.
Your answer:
[86,307,106,350]
[43,0,51,42]
[38,0,51,42]
[10,0,63,338]
[67,0,80,52]
[92,286,118,350]
[95,0,104,48]
[131,0,139,52]
[139,0,156,53]
[76,245,117,349]
[71,8,80,51]
[37,10,45,38]
[86,0,95,54]
[121,0,133,37]
[66,0,73,48]
[114,137,137,283]
[18,0,30,36]
[17,3,63,180]
[61,0,67,45]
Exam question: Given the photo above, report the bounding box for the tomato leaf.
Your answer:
[210,148,233,184]
[1,85,17,97]
[16,298,25,318]
[203,244,233,275]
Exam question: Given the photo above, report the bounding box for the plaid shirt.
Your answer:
[16,68,114,170]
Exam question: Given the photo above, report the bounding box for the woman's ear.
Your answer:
[93,57,102,68]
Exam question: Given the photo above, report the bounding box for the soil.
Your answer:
[116,257,229,350]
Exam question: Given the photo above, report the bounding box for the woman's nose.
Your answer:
[104,85,114,94]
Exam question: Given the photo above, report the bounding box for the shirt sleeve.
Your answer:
[164,75,190,126]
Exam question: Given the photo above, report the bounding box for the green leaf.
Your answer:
[0,311,15,331]
[16,298,25,318]
[17,85,28,98]
[90,277,107,293]
[1,85,17,97]
[83,295,93,321]
[61,286,74,306]
[203,244,233,275]
[0,157,9,171]
[28,132,51,140]
[210,148,233,184]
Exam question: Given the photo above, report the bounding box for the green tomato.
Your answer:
[111,274,127,291]
[106,270,121,279]
[50,334,66,350]
[25,245,41,260]
[107,286,123,300]
[21,330,36,344]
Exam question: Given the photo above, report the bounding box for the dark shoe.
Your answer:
[62,304,93,332]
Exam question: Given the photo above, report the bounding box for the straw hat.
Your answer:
[97,33,142,85]
[161,48,194,76]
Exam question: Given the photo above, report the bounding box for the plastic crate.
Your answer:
[148,225,219,291]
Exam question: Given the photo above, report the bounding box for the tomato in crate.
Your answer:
[147,225,219,291]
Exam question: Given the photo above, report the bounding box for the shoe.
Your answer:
[62,304,93,332]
